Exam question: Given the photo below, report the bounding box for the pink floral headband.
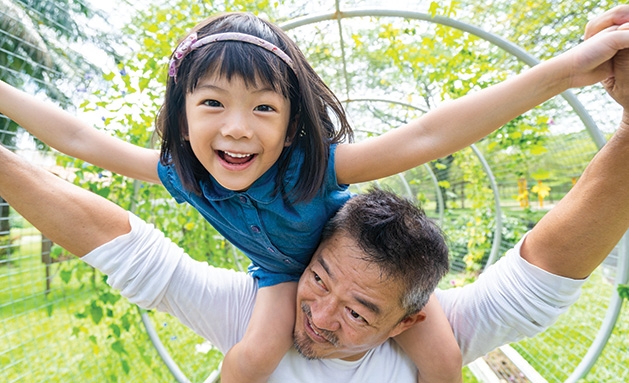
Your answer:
[168,32,295,82]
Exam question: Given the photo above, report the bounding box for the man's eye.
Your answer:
[313,272,326,288]
[349,309,367,324]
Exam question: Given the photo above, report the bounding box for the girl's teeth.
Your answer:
[225,151,251,158]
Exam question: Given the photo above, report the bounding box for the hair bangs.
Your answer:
[184,41,292,98]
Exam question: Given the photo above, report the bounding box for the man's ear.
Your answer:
[388,311,427,338]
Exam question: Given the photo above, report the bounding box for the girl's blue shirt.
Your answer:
[157,144,352,287]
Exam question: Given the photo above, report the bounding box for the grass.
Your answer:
[462,366,480,382]
[0,226,221,383]
[441,260,629,383]
[511,269,629,382]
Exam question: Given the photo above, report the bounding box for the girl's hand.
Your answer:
[559,26,629,89]
[583,6,629,111]
[585,5,629,40]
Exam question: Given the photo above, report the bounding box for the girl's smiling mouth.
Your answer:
[218,150,256,165]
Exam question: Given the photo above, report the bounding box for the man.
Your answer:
[3,6,629,382]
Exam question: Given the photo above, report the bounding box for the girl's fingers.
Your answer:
[585,5,629,40]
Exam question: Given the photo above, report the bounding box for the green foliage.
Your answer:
[619,284,629,300]
[0,234,9,264]
[450,148,495,272]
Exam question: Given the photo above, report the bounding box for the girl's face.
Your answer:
[185,74,292,191]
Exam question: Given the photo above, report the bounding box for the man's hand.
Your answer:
[602,48,629,111]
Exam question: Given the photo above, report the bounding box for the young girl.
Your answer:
[1,10,613,383]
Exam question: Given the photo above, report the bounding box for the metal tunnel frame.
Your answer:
[139,5,628,382]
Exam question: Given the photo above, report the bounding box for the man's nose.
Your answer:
[311,297,341,332]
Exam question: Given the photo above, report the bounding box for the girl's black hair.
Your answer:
[156,12,353,202]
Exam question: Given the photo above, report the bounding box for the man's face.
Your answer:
[294,233,423,361]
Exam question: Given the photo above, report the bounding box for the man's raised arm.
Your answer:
[522,47,629,278]
[0,144,130,257]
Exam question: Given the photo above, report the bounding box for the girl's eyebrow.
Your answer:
[194,83,224,92]
[195,82,278,96]
[251,87,279,95]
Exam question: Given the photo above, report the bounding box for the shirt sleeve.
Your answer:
[157,161,187,204]
[81,212,255,354]
[327,143,350,190]
[436,233,586,365]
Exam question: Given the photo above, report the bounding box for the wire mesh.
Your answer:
[0,0,627,382]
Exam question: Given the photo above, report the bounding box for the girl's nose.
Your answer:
[221,113,253,140]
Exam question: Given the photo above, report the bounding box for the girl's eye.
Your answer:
[203,99,222,107]
[254,104,274,112]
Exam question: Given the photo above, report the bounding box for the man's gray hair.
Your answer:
[320,188,450,317]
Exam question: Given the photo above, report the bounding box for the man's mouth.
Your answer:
[218,150,256,165]
[302,303,338,346]
[306,318,326,341]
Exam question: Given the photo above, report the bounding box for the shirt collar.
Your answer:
[199,147,303,204]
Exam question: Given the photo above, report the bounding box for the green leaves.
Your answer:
[619,284,629,300]
[60,268,73,284]
[90,300,104,324]
[111,340,127,355]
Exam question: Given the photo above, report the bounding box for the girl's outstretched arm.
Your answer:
[335,7,629,185]
[0,80,160,184]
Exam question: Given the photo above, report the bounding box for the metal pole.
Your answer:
[470,144,503,269]
[130,179,192,383]
[139,307,192,383]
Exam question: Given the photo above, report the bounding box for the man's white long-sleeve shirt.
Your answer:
[83,213,584,382]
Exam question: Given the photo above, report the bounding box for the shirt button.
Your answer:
[251,225,260,233]
[267,247,275,253]
[239,196,248,203]
[284,259,292,264]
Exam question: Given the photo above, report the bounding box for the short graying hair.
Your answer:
[320,188,450,317]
